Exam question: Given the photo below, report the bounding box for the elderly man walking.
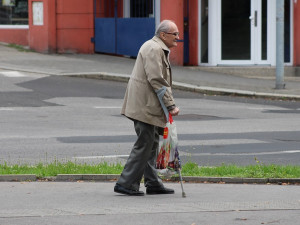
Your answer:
[114,20,180,196]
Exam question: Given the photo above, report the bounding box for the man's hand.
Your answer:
[169,107,179,116]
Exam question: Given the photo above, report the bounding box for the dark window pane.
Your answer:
[222,0,251,60]
[201,0,208,63]
[0,0,28,25]
[284,0,290,63]
[130,0,153,18]
[261,0,267,60]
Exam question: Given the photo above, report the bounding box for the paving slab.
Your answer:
[0,182,299,225]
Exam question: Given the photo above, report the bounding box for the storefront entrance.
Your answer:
[222,0,268,63]
[202,0,292,66]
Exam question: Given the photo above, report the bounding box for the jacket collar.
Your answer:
[152,36,170,53]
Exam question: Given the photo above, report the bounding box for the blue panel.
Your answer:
[94,18,116,54]
[184,17,189,64]
[116,18,155,56]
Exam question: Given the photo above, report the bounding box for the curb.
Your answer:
[1,67,299,100]
[1,174,299,184]
[65,73,300,101]
[172,82,300,100]
[55,174,120,181]
[0,175,36,182]
[171,176,300,184]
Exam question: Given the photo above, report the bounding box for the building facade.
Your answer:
[0,0,299,69]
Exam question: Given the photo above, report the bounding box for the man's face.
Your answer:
[161,23,179,48]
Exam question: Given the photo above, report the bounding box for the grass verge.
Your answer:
[181,163,300,178]
[1,162,300,179]
[7,43,34,52]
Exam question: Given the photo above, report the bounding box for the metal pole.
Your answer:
[276,0,285,89]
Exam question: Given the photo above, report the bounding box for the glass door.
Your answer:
[219,0,271,65]
[221,0,251,60]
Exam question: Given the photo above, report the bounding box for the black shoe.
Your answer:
[146,186,175,195]
[114,184,144,196]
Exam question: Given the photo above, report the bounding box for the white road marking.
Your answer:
[73,155,129,159]
[180,150,300,157]
[94,106,122,109]
[180,139,267,146]
[0,108,14,111]
[0,71,26,77]
[73,150,300,160]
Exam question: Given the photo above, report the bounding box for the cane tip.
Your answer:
[182,192,186,198]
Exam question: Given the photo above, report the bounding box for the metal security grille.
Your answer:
[130,0,154,17]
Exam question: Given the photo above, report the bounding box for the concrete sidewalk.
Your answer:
[0,181,299,225]
[0,43,300,99]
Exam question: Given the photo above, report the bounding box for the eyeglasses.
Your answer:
[165,32,180,37]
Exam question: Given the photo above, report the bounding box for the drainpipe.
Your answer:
[275,0,285,89]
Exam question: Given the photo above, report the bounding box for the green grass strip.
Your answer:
[1,162,300,178]
[181,163,300,178]
[0,161,124,178]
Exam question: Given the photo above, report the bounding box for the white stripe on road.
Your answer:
[94,106,122,109]
[0,71,26,77]
[180,139,267,146]
[180,150,300,157]
[0,108,14,111]
[73,155,129,160]
[73,150,300,160]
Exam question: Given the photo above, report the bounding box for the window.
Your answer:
[284,0,291,63]
[201,0,208,63]
[130,0,153,18]
[0,0,28,25]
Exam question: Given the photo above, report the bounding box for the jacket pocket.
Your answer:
[163,60,171,80]
[145,91,163,116]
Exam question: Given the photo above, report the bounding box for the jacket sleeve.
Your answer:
[142,46,176,109]
[155,86,169,121]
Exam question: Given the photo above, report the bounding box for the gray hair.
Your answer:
[155,20,174,37]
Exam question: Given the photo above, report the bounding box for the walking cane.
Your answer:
[178,168,186,198]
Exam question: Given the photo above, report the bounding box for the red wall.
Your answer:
[28,0,56,53]
[294,1,300,66]
[56,0,94,54]
[28,0,94,54]
[188,0,199,65]
[160,0,184,65]
[0,29,28,46]
[156,0,199,66]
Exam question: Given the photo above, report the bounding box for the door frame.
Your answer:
[216,0,276,66]
[198,0,293,66]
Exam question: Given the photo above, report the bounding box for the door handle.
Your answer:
[249,11,258,27]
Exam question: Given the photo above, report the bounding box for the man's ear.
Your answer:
[160,32,166,40]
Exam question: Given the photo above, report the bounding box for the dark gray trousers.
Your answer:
[117,120,163,191]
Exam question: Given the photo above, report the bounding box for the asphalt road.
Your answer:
[1,70,300,166]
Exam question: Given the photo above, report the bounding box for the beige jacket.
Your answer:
[121,36,176,128]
